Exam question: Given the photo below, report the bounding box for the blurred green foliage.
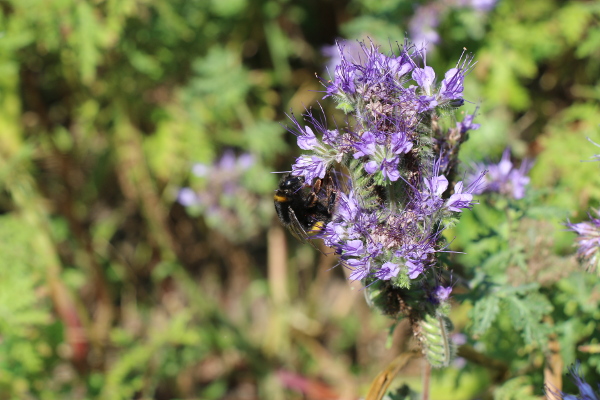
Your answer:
[0,0,599,399]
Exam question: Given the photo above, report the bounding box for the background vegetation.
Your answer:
[1,0,599,399]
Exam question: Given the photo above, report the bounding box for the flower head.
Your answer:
[547,362,600,400]
[566,210,600,272]
[469,148,532,199]
[178,151,265,242]
[281,39,481,367]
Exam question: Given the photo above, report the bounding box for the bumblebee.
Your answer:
[274,172,338,244]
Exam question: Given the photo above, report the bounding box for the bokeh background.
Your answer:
[1,0,600,399]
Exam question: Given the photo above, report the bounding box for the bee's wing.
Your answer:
[287,209,322,252]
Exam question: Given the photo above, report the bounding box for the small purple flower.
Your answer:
[438,50,475,105]
[337,190,361,223]
[391,131,413,155]
[434,286,453,302]
[406,260,425,279]
[180,151,261,241]
[365,155,401,182]
[342,239,365,257]
[413,66,436,95]
[408,4,441,51]
[282,39,481,332]
[297,126,320,150]
[547,362,600,400]
[445,181,474,212]
[456,111,481,133]
[291,155,327,184]
[178,188,199,207]
[468,0,497,12]
[566,210,600,272]
[376,262,401,281]
[346,258,371,281]
[445,173,486,212]
[420,174,449,214]
[192,163,209,177]
[353,131,377,158]
[470,148,532,199]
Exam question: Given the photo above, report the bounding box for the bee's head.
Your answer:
[279,174,305,192]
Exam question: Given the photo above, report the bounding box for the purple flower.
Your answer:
[566,210,600,272]
[282,39,480,312]
[346,258,371,281]
[438,50,475,105]
[391,131,413,154]
[342,239,365,257]
[376,262,401,280]
[445,173,485,212]
[291,155,327,184]
[434,286,453,302]
[297,126,320,150]
[413,66,436,95]
[547,362,600,400]
[353,131,377,158]
[468,0,497,12]
[365,155,401,182]
[406,260,425,279]
[421,174,449,214]
[470,148,532,199]
[180,151,261,241]
[178,188,199,207]
[408,4,441,51]
[192,163,209,177]
[456,111,481,133]
[278,36,484,371]
[445,181,473,212]
[337,190,361,223]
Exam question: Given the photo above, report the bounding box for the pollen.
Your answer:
[273,194,289,202]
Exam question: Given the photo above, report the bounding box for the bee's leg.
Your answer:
[304,178,322,208]
[312,178,322,195]
[305,192,318,208]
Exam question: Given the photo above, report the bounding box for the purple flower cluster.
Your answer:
[178,150,254,207]
[469,148,532,200]
[566,210,600,273]
[178,150,263,241]
[287,41,483,301]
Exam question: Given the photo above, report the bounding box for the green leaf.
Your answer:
[504,291,553,347]
[470,295,500,336]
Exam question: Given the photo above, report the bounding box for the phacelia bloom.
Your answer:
[566,210,600,272]
[285,40,479,293]
[547,362,600,400]
[469,148,532,199]
[282,39,481,367]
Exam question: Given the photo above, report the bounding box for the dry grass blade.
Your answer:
[365,350,420,400]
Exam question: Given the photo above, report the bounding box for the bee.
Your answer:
[274,171,339,245]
